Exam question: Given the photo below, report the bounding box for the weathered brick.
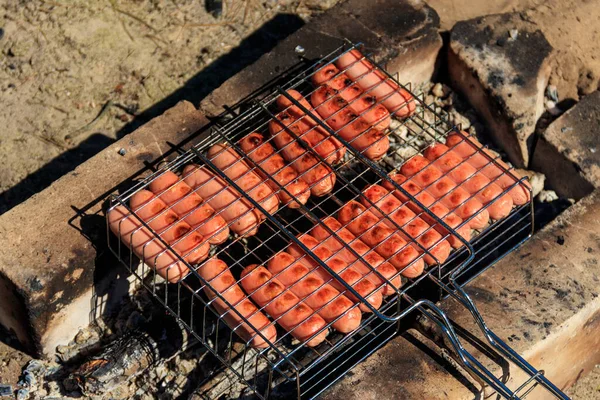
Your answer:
[531,91,599,199]
[199,0,442,117]
[325,190,600,399]
[448,13,553,167]
[0,101,208,356]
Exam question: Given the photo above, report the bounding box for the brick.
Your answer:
[448,13,553,167]
[325,189,600,399]
[199,0,442,117]
[531,91,599,199]
[0,101,208,357]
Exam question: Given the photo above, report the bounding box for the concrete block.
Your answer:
[0,101,208,357]
[448,13,553,167]
[531,91,599,199]
[199,0,443,117]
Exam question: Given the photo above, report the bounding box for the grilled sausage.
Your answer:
[276,90,345,164]
[267,252,361,333]
[445,133,531,205]
[400,156,490,229]
[312,64,391,132]
[309,216,401,296]
[198,258,277,348]
[382,175,471,248]
[129,190,209,265]
[130,190,180,232]
[207,143,280,217]
[240,264,328,347]
[311,85,389,160]
[108,205,189,283]
[287,234,383,312]
[337,201,425,278]
[335,49,416,119]
[361,184,451,265]
[269,111,336,196]
[238,133,310,208]
[147,171,229,244]
[183,164,261,237]
[423,144,514,220]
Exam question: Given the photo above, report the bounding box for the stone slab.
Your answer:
[0,101,208,356]
[531,90,599,199]
[325,190,600,399]
[448,13,553,168]
[199,0,443,117]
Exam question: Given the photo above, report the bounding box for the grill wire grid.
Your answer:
[107,41,567,400]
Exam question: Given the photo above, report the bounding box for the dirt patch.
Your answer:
[0,0,335,214]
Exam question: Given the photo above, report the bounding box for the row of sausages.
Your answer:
[106,48,419,284]
[192,133,533,348]
[105,51,421,283]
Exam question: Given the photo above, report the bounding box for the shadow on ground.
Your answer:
[0,13,305,215]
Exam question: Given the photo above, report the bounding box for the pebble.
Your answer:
[545,100,562,116]
[546,85,559,102]
[0,384,12,397]
[509,28,519,41]
[75,329,92,344]
[431,83,445,98]
[538,190,559,203]
[62,377,79,392]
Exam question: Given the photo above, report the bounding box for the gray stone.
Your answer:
[448,13,553,167]
[199,0,442,117]
[531,91,600,199]
[0,101,208,357]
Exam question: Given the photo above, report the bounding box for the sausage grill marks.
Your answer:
[108,49,530,350]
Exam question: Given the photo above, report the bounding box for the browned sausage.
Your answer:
[335,49,416,118]
[312,64,391,131]
[108,205,189,283]
[287,234,383,312]
[238,132,310,208]
[269,111,336,196]
[310,85,389,160]
[198,258,277,348]
[182,164,261,236]
[267,251,361,333]
[240,264,328,347]
[337,201,425,278]
[147,171,229,244]
[207,143,280,217]
[361,184,451,265]
[276,89,346,164]
[309,216,401,296]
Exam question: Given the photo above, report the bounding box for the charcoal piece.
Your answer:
[205,0,223,17]
[0,385,12,397]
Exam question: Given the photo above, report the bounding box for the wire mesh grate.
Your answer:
[106,40,567,399]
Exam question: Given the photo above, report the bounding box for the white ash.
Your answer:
[545,99,563,116]
[538,190,559,203]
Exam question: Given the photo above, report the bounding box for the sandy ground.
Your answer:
[567,365,600,399]
[0,0,333,214]
[1,0,600,397]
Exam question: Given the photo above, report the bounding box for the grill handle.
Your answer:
[423,276,569,400]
